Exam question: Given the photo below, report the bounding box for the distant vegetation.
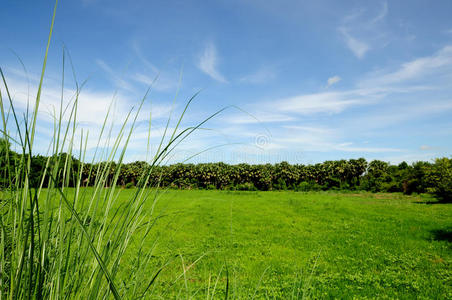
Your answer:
[2,139,450,202]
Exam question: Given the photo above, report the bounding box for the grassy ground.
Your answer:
[61,189,452,298]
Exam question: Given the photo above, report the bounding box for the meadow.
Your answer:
[63,188,451,299]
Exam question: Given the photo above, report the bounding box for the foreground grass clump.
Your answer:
[0,1,219,295]
[41,189,452,299]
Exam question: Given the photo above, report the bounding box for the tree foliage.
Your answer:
[1,139,450,200]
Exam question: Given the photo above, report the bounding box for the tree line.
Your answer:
[1,139,451,201]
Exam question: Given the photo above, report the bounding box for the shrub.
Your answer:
[273,178,288,190]
[206,184,216,190]
[296,181,311,192]
[296,181,323,192]
[125,182,135,189]
[236,182,257,191]
[425,157,452,202]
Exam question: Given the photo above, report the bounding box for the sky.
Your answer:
[1,0,451,165]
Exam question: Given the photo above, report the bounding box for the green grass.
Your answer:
[42,188,452,299]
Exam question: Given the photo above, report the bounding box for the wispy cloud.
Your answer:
[338,27,370,59]
[334,143,402,153]
[1,74,174,156]
[359,45,452,87]
[257,46,452,120]
[238,44,452,121]
[131,72,178,92]
[130,41,180,92]
[420,145,434,151]
[343,99,452,132]
[266,91,365,115]
[6,78,171,126]
[218,44,452,161]
[259,126,402,153]
[96,59,135,91]
[131,40,159,74]
[240,66,277,84]
[370,1,388,24]
[197,42,228,83]
[338,1,388,58]
[222,112,294,124]
[327,75,341,87]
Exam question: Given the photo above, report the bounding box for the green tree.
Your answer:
[425,157,452,202]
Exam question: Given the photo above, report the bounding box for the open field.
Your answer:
[69,189,451,298]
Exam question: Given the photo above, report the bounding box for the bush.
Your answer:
[206,184,216,190]
[296,181,322,192]
[225,185,235,190]
[236,183,257,191]
[273,178,287,190]
[425,158,452,202]
[296,181,310,192]
[125,182,135,189]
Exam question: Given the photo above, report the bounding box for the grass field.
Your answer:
[71,189,451,299]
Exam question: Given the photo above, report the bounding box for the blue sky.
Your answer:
[1,0,452,164]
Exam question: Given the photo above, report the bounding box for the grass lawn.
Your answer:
[112,189,452,299]
[68,189,452,298]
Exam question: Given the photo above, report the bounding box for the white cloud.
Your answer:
[4,67,41,82]
[225,45,452,137]
[218,44,452,161]
[334,143,401,153]
[240,67,277,84]
[130,41,180,92]
[266,91,365,115]
[359,45,452,86]
[131,72,178,92]
[253,126,402,153]
[131,40,160,74]
[222,112,294,124]
[9,80,169,126]
[338,27,370,59]
[338,1,388,59]
[273,129,335,152]
[327,75,341,87]
[370,1,388,24]
[344,99,452,131]
[378,152,443,165]
[420,145,434,151]
[197,42,228,83]
[283,125,335,135]
[96,59,135,91]
[1,74,175,156]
